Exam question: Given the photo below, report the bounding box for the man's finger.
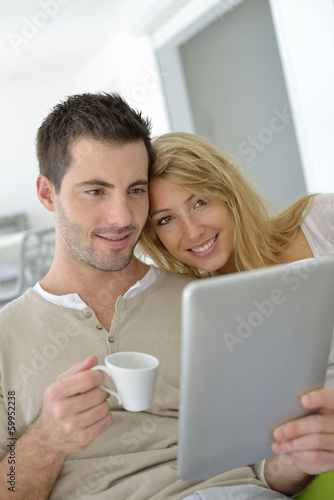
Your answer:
[273,413,334,442]
[57,355,98,381]
[301,388,334,412]
[272,428,334,454]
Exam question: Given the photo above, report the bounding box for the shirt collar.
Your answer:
[33,266,160,310]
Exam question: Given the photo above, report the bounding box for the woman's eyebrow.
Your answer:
[150,207,170,217]
[150,193,196,218]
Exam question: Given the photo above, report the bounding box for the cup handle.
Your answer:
[91,365,122,405]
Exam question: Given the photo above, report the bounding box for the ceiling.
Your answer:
[0,0,194,88]
[0,0,130,87]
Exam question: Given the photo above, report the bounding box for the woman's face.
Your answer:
[149,178,236,274]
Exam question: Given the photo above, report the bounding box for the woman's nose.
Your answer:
[180,216,204,242]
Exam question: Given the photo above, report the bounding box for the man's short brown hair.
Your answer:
[36,92,153,192]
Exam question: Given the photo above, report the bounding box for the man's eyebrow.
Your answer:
[74,180,113,189]
[129,179,149,188]
[74,179,149,189]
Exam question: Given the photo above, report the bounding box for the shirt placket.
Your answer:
[108,296,125,353]
[82,307,111,354]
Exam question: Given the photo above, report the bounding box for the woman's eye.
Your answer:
[157,215,174,226]
[195,199,207,208]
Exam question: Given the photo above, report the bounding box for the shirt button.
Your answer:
[96,324,103,330]
[84,310,92,318]
[108,336,115,343]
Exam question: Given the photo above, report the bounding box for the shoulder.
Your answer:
[159,268,197,289]
[136,268,197,304]
[307,193,334,217]
[0,289,30,314]
[301,194,334,256]
[0,288,44,322]
[125,269,197,319]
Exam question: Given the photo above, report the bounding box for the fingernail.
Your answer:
[274,426,286,440]
[301,393,313,406]
[272,441,283,454]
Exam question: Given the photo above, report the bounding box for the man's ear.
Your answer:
[36,175,56,212]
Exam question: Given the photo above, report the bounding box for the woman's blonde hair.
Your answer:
[138,132,315,278]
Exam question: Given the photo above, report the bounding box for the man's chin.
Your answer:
[91,252,135,273]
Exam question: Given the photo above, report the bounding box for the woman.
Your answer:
[138,133,334,495]
[139,132,334,278]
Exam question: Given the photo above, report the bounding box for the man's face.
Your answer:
[54,137,149,272]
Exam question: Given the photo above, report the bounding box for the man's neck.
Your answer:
[40,255,149,307]
[40,256,150,331]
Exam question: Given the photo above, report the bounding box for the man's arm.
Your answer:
[264,455,314,496]
[265,387,334,496]
[0,356,112,500]
[0,421,67,500]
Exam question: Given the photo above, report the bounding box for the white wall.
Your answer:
[1,77,74,229]
[74,31,170,137]
[151,0,334,198]
[2,0,333,231]
[269,0,334,193]
[0,25,170,229]
[175,0,307,209]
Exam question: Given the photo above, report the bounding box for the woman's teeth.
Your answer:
[190,235,217,253]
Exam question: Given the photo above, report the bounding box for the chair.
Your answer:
[0,227,55,305]
[296,471,334,499]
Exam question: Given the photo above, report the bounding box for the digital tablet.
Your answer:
[178,257,334,481]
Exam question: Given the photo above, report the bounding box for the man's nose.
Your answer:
[104,196,133,229]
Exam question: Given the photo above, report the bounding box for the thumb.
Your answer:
[301,387,334,413]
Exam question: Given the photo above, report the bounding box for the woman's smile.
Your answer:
[187,234,218,255]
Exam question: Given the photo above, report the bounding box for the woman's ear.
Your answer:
[36,175,56,212]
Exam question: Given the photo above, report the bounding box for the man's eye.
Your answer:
[130,188,146,195]
[87,189,103,196]
[157,215,174,226]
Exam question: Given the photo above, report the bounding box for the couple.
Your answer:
[0,92,333,500]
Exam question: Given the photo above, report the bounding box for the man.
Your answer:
[0,92,333,499]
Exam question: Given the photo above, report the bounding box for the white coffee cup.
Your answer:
[91,352,159,412]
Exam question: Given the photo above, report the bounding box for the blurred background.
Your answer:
[1,0,334,302]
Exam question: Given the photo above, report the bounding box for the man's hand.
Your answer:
[271,387,334,475]
[0,355,112,499]
[36,355,112,456]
